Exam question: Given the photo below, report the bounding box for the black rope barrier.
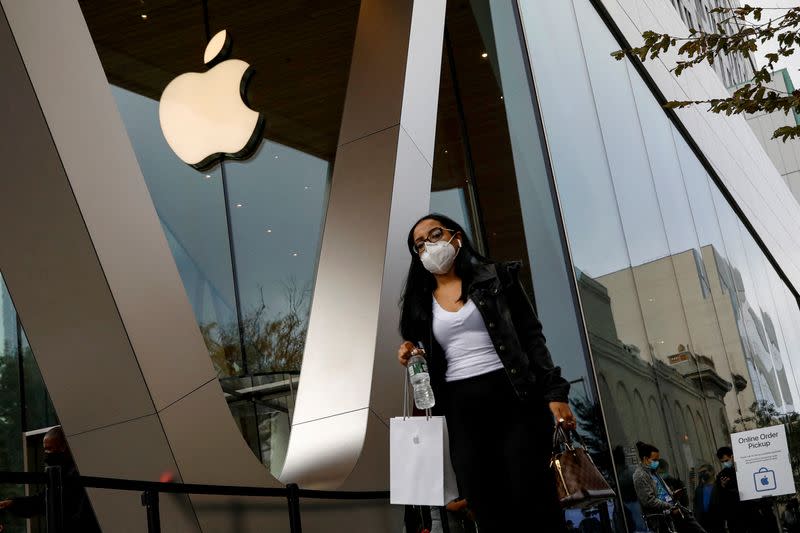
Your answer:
[0,469,390,533]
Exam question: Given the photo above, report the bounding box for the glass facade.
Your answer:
[78,1,359,475]
[0,276,58,533]
[517,0,800,530]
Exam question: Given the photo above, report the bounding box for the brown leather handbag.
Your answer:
[550,426,616,509]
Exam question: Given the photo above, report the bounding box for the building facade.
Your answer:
[1,0,799,532]
[742,68,800,204]
[668,0,754,87]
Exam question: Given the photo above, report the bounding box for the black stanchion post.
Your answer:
[286,483,302,533]
[141,490,161,533]
[45,465,64,533]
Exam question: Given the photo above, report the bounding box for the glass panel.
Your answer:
[111,86,241,376]
[80,1,360,471]
[520,0,800,530]
[223,142,328,375]
[428,0,625,528]
[0,276,24,533]
[573,0,705,499]
[21,329,58,432]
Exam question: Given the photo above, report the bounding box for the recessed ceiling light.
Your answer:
[266,229,272,233]
[274,155,279,159]
[481,52,488,58]
[444,149,448,153]
[204,174,211,179]
[141,13,148,20]
[304,186,310,190]
[500,95,504,100]
[235,203,243,208]
[292,252,299,257]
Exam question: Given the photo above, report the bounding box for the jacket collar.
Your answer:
[471,261,499,285]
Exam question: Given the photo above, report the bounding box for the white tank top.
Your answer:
[432,297,505,382]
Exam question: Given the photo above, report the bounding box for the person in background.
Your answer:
[713,446,779,533]
[0,427,100,533]
[657,458,689,507]
[578,508,602,533]
[397,214,574,532]
[692,464,722,533]
[613,445,647,532]
[632,441,706,533]
[783,498,800,533]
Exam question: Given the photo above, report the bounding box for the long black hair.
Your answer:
[635,441,659,460]
[399,213,491,342]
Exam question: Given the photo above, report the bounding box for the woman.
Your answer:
[396,213,574,532]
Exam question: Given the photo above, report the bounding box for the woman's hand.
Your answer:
[549,401,577,430]
[397,341,418,366]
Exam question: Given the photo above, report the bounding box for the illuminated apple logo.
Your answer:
[159,30,265,170]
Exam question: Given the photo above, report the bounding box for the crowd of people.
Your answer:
[613,441,786,533]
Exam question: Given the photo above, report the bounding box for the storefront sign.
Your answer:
[730,424,796,500]
[159,29,265,170]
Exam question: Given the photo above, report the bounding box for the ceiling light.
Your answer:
[292,252,299,257]
[141,13,148,20]
[481,52,488,58]
[274,155,279,159]
[304,186,310,190]
[204,174,211,179]
[235,203,243,208]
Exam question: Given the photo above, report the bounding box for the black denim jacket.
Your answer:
[413,261,570,409]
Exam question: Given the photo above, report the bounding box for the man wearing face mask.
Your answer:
[693,464,722,532]
[713,446,779,533]
[633,442,707,533]
[0,427,101,532]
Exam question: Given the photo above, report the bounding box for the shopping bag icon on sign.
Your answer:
[754,467,777,492]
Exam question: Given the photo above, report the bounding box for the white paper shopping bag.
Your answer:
[390,415,459,506]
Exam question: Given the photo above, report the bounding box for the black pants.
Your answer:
[444,369,565,533]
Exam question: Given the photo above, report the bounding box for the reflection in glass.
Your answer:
[521,0,800,529]
[434,1,621,529]
[224,142,329,375]
[84,1,361,473]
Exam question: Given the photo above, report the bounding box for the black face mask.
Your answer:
[44,451,70,467]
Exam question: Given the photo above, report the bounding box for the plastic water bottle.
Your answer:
[407,345,435,410]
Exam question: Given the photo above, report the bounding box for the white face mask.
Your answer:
[420,236,460,275]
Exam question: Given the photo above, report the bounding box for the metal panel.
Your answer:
[0,2,157,435]
[0,0,219,412]
[283,0,444,487]
[68,415,201,532]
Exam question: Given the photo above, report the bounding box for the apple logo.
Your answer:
[159,29,265,170]
[761,476,770,486]
[413,435,420,445]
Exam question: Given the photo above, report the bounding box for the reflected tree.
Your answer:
[572,393,614,481]
[200,278,311,376]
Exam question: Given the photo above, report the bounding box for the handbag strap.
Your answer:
[552,425,594,454]
[552,425,574,453]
